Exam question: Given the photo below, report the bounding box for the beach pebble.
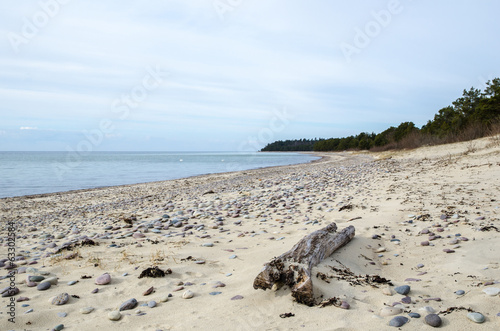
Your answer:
[67,280,78,286]
[91,288,99,294]
[229,255,237,259]
[159,295,169,303]
[231,295,244,300]
[425,314,442,327]
[389,316,408,327]
[467,312,485,323]
[119,298,138,311]
[401,296,411,304]
[202,243,214,247]
[143,286,154,296]
[382,287,393,296]
[209,291,222,296]
[95,273,111,285]
[51,293,69,305]
[57,312,67,317]
[340,301,350,309]
[394,285,411,295]
[37,281,51,291]
[108,311,121,321]
[380,307,403,317]
[455,290,465,296]
[79,307,94,314]
[54,324,64,331]
[2,287,20,297]
[182,290,194,299]
[148,300,156,308]
[375,247,386,253]
[408,313,420,318]
[29,275,45,282]
[482,287,500,296]
[421,241,430,246]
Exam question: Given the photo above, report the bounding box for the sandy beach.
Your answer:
[1,136,500,331]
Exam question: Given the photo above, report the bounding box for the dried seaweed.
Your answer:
[138,266,172,278]
[439,306,474,316]
[318,297,342,308]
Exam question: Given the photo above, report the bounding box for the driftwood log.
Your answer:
[253,223,355,306]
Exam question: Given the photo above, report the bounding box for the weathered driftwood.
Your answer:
[253,223,355,306]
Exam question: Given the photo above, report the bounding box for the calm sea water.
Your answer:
[0,152,319,198]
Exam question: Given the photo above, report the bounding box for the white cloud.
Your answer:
[20,126,38,130]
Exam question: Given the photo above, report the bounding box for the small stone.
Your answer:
[401,296,411,304]
[202,243,214,247]
[91,288,99,294]
[382,287,393,296]
[182,290,194,299]
[229,255,237,259]
[455,290,465,296]
[209,291,222,296]
[231,295,244,300]
[482,287,500,296]
[375,247,386,253]
[68,281,78,286]
[421,241,430,246]
[80,307,94,314]
[416,264,424,269]
[54,324,64,331]
[340,301,350,309]
[95,273,111,285]
[425,314,442,327]
[160,295,169,302]
[57,312,67,317]
[148,300,156,308]
[51,293,69,305]
[119,298,138,311]
[394,285,411,295]
[45,277,58,285]
[29,275,45,282]
[380,307,403,317]
[108,311,121,321]
[389,316,408,327]
[408,312,420,318]
[467,312,485,323]
[37,281,51,291]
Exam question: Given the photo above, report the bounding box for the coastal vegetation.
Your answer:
[261,78,500,152]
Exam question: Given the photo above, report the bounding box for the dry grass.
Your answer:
[149,248,167,266]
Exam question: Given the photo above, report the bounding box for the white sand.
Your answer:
[1,135,499,330]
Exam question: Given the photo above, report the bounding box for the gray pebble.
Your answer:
[52,293,69,305]
[394,285,410,295]
[37,281,51,291]
[389,316,408,327]
[408,313,420,318]
[425,314,442,327]
[467,312,485,323]
[148,300,156,308]
[119,298,138,311]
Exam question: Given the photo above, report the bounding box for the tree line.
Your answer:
[261,78,500,152]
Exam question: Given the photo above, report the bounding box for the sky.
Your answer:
[0,0,499,151]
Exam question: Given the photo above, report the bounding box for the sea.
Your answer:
[0,151,320,199]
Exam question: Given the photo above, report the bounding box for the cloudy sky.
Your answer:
[1,0,499,151]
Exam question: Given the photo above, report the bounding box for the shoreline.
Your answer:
[0,152,325,201]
